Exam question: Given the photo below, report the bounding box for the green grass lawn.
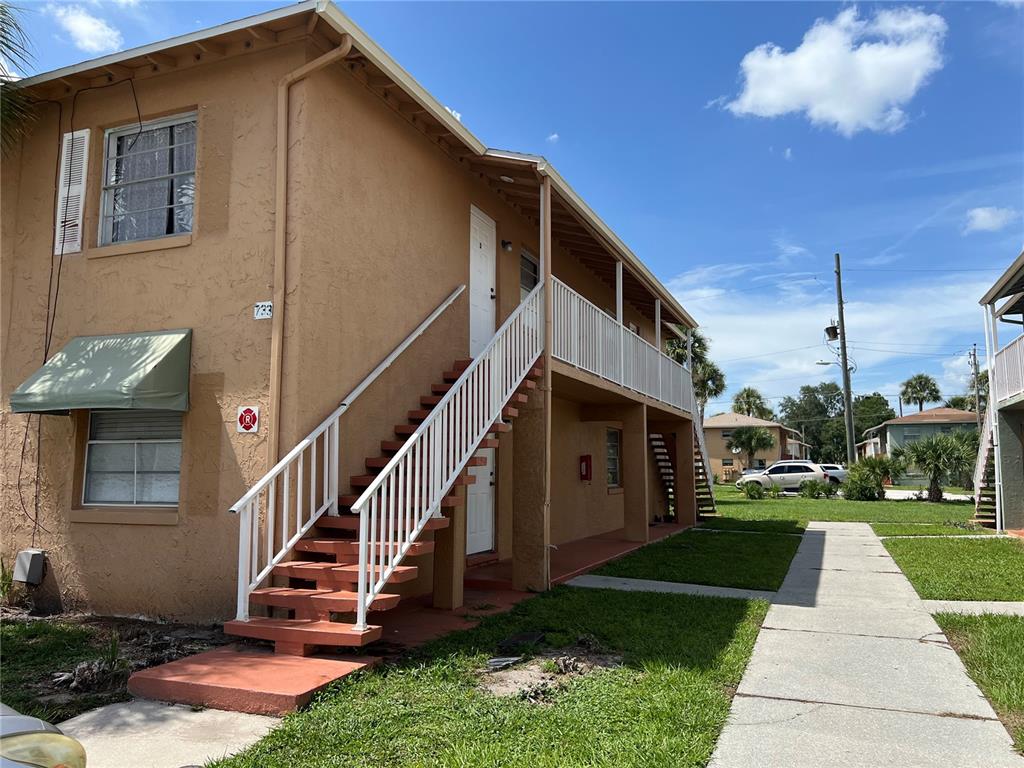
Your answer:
[883,538,1024,601]
[212,586,768,768]
[711,485,974,525]
[595,529,800,591]
[0,620,129,722]
[871,522,995,537]
[935,613,1024,752]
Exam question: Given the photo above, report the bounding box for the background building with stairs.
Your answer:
[975,250,1024,533]
[2,1,712,660]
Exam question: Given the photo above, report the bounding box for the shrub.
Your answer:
[799,479,837,499]
[765,484,783,499]
[742,482,765,500]
[843,456,906,502]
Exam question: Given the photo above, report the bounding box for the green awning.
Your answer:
[10,329,191,413]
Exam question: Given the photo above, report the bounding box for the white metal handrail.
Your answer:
[551,277,693,412]
[350,284,544,630]
[994,334,1024,403]
[228,284,465,621]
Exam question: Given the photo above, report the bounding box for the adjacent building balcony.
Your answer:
[994,334,1024,405]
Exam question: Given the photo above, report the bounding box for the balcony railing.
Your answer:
[551,277,693,412]
[994,334,1024,404]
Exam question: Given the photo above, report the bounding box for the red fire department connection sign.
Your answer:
[237,406,259,433]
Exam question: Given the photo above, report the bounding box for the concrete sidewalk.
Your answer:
[60,700,276,768]
[709,521,1024,768]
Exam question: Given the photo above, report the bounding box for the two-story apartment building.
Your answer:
[976,250,1024,533]
[860,407,978,457]
[1,2,711,656]
[702,412,809,481]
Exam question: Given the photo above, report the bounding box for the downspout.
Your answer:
[268,33,353,466]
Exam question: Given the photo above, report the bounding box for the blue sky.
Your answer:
[14,1,1024,417]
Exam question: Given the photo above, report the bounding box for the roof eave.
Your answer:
[980,249,1024,306]
[16,0,322,89]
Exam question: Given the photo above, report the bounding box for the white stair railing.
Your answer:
[350,284,544,630]
[228,285,465,621]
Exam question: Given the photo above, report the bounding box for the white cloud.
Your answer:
[46,4,123,53]
[546,133,560,144]
[444,105,462,122]
[784,147,793,161]
[670,262,986,410]
[963,206,1019,234]
[725,7,947,137]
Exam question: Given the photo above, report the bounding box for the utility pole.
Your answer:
[970,344,983,431]
[835,253,856,466]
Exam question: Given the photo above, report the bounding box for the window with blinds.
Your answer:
[100,112,196,246]
[84,410,183,506]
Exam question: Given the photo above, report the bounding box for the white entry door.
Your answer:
[469,206,497,356]
[466,448,495,554]
[466,206,496,553]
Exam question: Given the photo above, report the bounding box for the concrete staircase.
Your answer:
[973,431,997,529]
[225,357,543,655]
[694,432,716,518]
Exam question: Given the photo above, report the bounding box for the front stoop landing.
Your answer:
[127,644,377,716]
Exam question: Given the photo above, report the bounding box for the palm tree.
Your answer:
[726,426,775,471]
[1,3,35,156]
[900,373,941,413]
[893,433,975,502]
[732,387,773,420]
[667,329,726,423]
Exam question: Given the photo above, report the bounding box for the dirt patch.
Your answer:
[1,607,231,721]
[479,647,622,704]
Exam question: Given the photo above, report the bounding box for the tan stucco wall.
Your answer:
[705,425,786,480]
[2,39,683,620]
[1,44,311,620]
[548,396,626,545]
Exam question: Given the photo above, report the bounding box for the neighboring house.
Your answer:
[1,2,711,655]
[703,412,809,481]
[977,250,1024,532]
[861,407,978,457]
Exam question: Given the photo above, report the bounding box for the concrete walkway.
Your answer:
[566,573,775,601]
[60,700,276,768]
[709,522,1024,768]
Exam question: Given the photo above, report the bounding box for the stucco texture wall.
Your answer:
[705,426,784,480]
[1,44,311,620]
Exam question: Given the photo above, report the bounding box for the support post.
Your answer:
[621,404,649,542]
[616,260,624,383]
[432,492,466,609]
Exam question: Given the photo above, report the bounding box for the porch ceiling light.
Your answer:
[499,175,515,183]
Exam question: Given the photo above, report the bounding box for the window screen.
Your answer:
[84,410,183,506]
[606,428,622,487]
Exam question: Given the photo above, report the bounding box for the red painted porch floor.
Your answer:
[128,523,688,715]
[464,521,690,589]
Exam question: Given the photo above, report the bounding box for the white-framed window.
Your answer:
[520,249,539,300]
[721,430,732,439]
[100,112,197,246]
[722,458,734,467]
[84,411,183,506]
[606,428,622,487]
